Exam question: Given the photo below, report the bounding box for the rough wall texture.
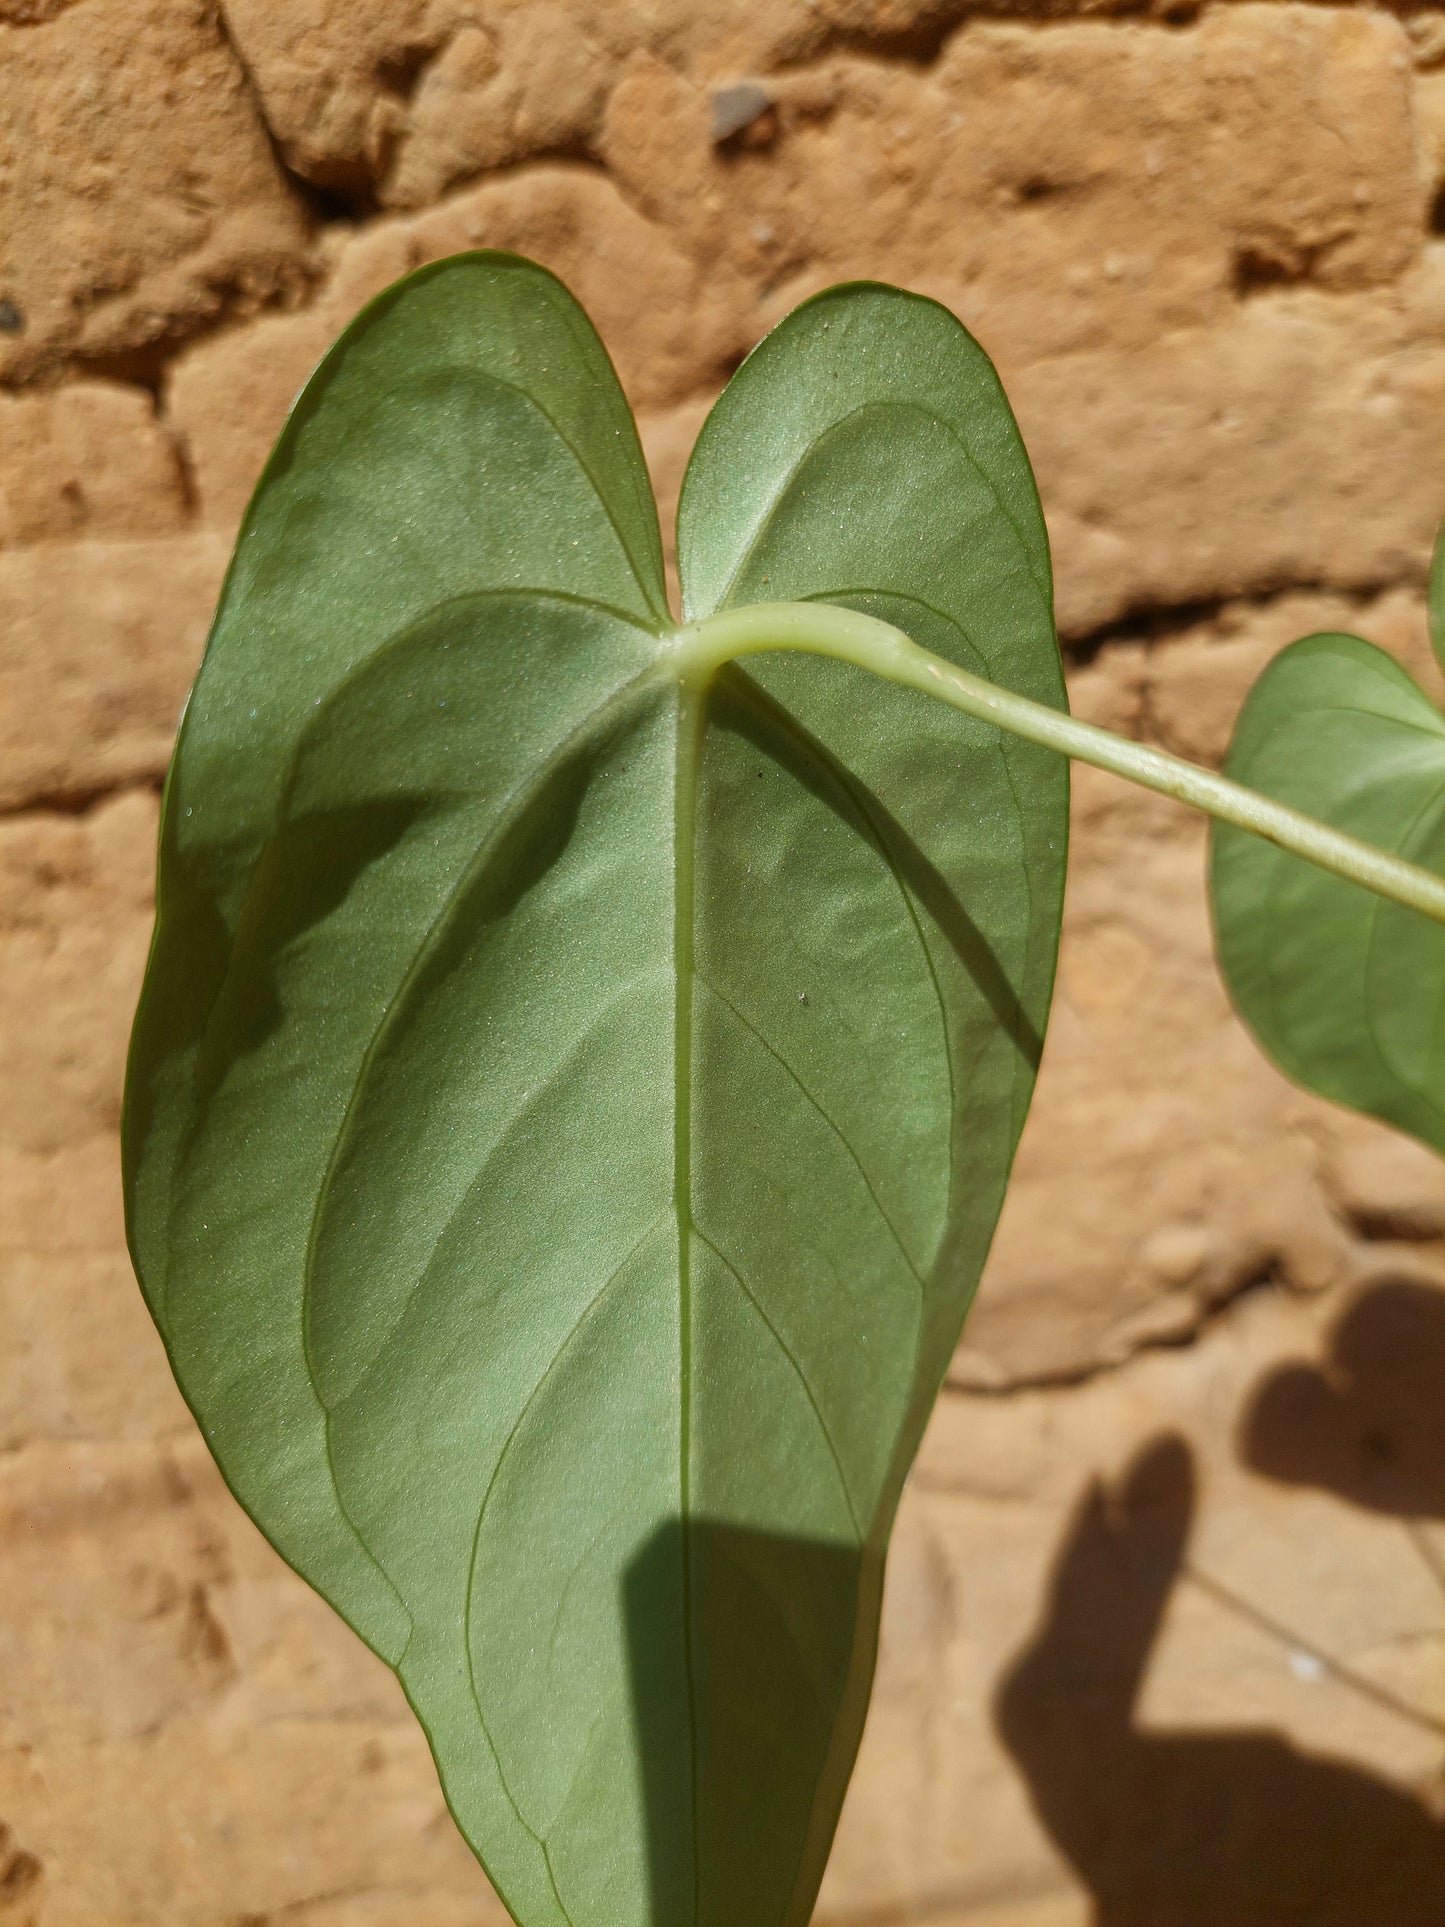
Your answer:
[6,1,1445,1920]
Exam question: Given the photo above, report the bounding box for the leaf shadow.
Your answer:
[192,717,620,1107]
[627,1517,878,1927]
[994,1432,1445,1925]
[714,667,1044,1073]
[1240,1277,1445,1520]
[192,795,435,1101]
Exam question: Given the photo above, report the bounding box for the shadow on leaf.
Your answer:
[627,1517,879,1927]
[717,667,1045,1073]
[192,795,434,1099]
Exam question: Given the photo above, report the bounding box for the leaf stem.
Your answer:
[675,600,1445,928]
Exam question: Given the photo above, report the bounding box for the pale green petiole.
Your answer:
[675,599,1445,929]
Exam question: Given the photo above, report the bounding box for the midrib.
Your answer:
[672,670,705,1924]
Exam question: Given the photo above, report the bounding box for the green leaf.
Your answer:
[1210,632,1445,1153]
[124,257,1067,1926]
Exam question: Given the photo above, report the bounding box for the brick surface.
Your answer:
[6,2,1445,1918]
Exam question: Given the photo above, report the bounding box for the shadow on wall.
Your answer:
[995,1279,1445,1925]
[1243,1277,1445,1522]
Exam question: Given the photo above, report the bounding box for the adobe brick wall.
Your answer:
[6,3,1445,1919]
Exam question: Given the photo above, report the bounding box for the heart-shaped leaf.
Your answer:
[1210,631,1445,1152]
[124,255,1067,1925]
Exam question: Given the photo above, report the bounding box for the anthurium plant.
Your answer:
[123,253,1445,1926]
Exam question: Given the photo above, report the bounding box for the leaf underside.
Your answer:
[124,254,1067,1926]
[1211,631,1445,1155]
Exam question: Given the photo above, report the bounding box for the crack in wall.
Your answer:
[943,1261,1285,1401]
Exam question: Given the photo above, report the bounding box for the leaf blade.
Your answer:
[126,264,1068,1927]
[1210,632,1445,1153]
[125,253,677,1922]
[675,283,1068,1918]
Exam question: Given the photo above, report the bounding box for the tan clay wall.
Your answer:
[7,1,1445,1920]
